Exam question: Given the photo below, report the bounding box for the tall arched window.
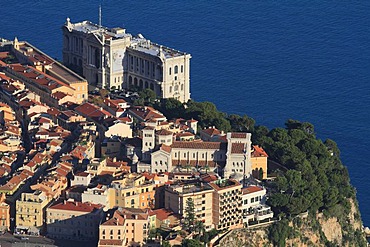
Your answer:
[139,79,143,89]
[174,65,178,74]
[169,67,172,75]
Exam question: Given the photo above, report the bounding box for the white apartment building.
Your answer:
[241,186,273,224]
[62,18,191,102]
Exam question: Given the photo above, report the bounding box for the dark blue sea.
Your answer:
[1,1,369,225]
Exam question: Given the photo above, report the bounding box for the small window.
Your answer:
[169,67,172,75]
[181,65,184,73]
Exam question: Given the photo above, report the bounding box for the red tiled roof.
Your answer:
[172,141,225,150]
[231,143,246,154]
[200,174,218,183]
[49,201,102,212]
[201,127,221,136]
[160,144,171,153]
[242,186,263,194]
[156,129,173,136]
[176,132,194,137]
[98,239,123,246]
[231,132,247,139]
[252,145,268,157]
[52,91,68,100]
[75,172,89,177]
[151,208,177,221]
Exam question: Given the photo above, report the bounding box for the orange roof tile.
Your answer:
[252,145,268,157]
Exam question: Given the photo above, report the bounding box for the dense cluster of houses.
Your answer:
[0,38,273,246]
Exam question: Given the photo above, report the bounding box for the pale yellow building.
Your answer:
[251,145,268,180]
[165,182,214,230]
[107,175,156,210]
[16,190,52,228]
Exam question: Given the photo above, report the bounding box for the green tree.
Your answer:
[268,220,292,247]
[181,239,202,247]
[139,88,157,104]
[162,240,171,247]
[227,114,255,132]
[259,168,264,180]
[194,220,205,240]
[183,198,195,231]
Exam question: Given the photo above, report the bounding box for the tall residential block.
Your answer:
[165,182,214,230]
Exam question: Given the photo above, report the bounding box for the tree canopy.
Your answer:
[254,119,354,217]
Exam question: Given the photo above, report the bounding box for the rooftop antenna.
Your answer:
[99,4,102,29]
[99,3,106,89]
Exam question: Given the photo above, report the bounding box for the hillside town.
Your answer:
[0,19,274,247]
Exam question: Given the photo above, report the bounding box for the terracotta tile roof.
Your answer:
[38,117,51,124]
[47,107,60,116]
[160,144,171,153]
[200,174,218,182]
[49,201,102,213]
[252,145,268,157]
[119,207,148,220]
[150,208,177,221]
[129,106,165,122]
[172,141,226,150]
[176,132,194,137]
[98,240,123,246]
[142,172,155,181]
[8,64,72,91]
[52,91,68,100]
[156,129,173,136]
[201,127,221,136]
[75,102,112,118]
[231,143,246,154]
[231,132,248,139]
[75,172,89,177]
[242,186,264,194]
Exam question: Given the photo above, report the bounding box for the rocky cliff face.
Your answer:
[218,199,367,247]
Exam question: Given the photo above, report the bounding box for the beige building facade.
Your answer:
[16,190,52,228]
[165,182,214,230]
[46,200,103,240]
[62,19,191,102]
[98,207,149,247]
